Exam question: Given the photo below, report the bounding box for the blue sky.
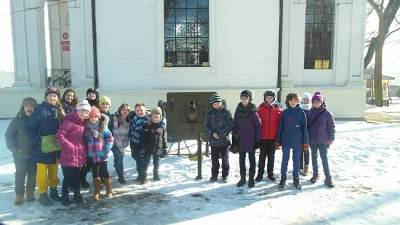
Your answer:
[0,0,399,84]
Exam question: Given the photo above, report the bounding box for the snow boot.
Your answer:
[60,193,70,206]
[153,170,160,181]
[255,171,264,182]
[38,193,53,206]
[278,175,287,190]
[293,177,302,190]
[248,177,255,188]
[222,176,228,183]
[302,165,309,176]
[73,192,84,204]
[50,188,61,201]
[209,176,217,183]
[93,177,101,201]
[26,190,35,202]
[236,177,246,187]
[15,194,23,205]
[105,178,113,198]
[324,176,335,188]
[268,173,276,181]
[81,179,90,189]
[310,173,319,183]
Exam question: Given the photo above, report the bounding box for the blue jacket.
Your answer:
[206,107,233,147]
[276,105,309,148]
[26,101,61,164]
[129,115,149,150]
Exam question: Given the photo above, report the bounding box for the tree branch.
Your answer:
[368,0,383,17]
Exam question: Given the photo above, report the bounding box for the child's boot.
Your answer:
[26,190,35,202]
[310,173,319,183]
[255,171,264,182]
[105,177,113,198]
[278,175,287,190]
[153,169,160,181]
[93,177,101,201]
[50,188,61,201]
[293,177,302,190]
[324,176,334,188]
[302,165,309,176]
[15,194,24,205]
[38,192,53,206]
[236,176,246,187]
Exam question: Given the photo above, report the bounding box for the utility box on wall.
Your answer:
[164,92,216,142]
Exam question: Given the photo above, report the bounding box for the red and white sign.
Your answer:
[61,32,70,52]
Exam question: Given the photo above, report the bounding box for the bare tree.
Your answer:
[365,0,400,107]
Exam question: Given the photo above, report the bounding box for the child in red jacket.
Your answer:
[256,90,282,182]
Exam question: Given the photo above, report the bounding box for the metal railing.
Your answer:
[46,69,71,88]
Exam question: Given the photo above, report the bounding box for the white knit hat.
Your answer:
[77,100,91,112]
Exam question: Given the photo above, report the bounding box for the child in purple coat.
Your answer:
[232,90,261,188]
[306,93,335,188]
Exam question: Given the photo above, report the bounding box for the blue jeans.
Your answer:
[280,146,301,178]
[310,144,331,177]
[112,146,124,177]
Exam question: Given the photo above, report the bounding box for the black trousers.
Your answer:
[257,140,275,176]
[80,160,91,182]
[239,151,256,178]
[211,145,229,178]
[61,166,82,195]
[92,161,110,179]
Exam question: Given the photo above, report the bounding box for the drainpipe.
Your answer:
[91,0,99,89]
[277,0,283,103]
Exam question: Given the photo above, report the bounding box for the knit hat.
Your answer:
[240,90,253,101]
[89,106,101,118]
[312,94,324,103]
[263,90,276,101]
[209,94,222,105]
[150,107,162,116]
[301,92,312,102]
[77,100,91,112]
[86,88,98,96]
[99,96,111,106]
[45,86,60,99]
[22,97,37,107]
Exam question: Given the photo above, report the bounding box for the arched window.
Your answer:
[164,0,209,67]
[304,0,334,69]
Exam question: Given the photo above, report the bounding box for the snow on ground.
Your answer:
[0,112,399,225]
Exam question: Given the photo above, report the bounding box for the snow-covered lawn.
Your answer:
[0,117,399,225]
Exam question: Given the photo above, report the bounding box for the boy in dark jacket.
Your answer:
[206,94,233,183]
[275,93,309,190]
[5,97,37,205]
[306,93,335,188]
[141,107,166,184]
[256,90,282,182]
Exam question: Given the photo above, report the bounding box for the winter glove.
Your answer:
[229,135,239,154]
[274,143,280,150]
[327,140,333,149]
[303,144,310,151]
[212,132,220,140]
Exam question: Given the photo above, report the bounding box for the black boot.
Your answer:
[267,173,276,181]
[153,170,160,181]
[278,175,287,190]
[248,176,255,188]
[293,177,302,190]
[324,176,334,188]
[38,193,53,206]
[60,193,70,206]
[310,173,319,183]
[50,188,61,201]
[73,192,84,204]
[255,172,263,182]
[222,176,228,183]
[81,180,90,189]
[209,176,217,183]
[140,173,147,185]
[236,177,246,187]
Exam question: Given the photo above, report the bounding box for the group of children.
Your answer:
[5,86,335,207]
[206,90,335,190]
[5,87,166,206]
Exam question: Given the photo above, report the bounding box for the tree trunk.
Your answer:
[373,18,385,107]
